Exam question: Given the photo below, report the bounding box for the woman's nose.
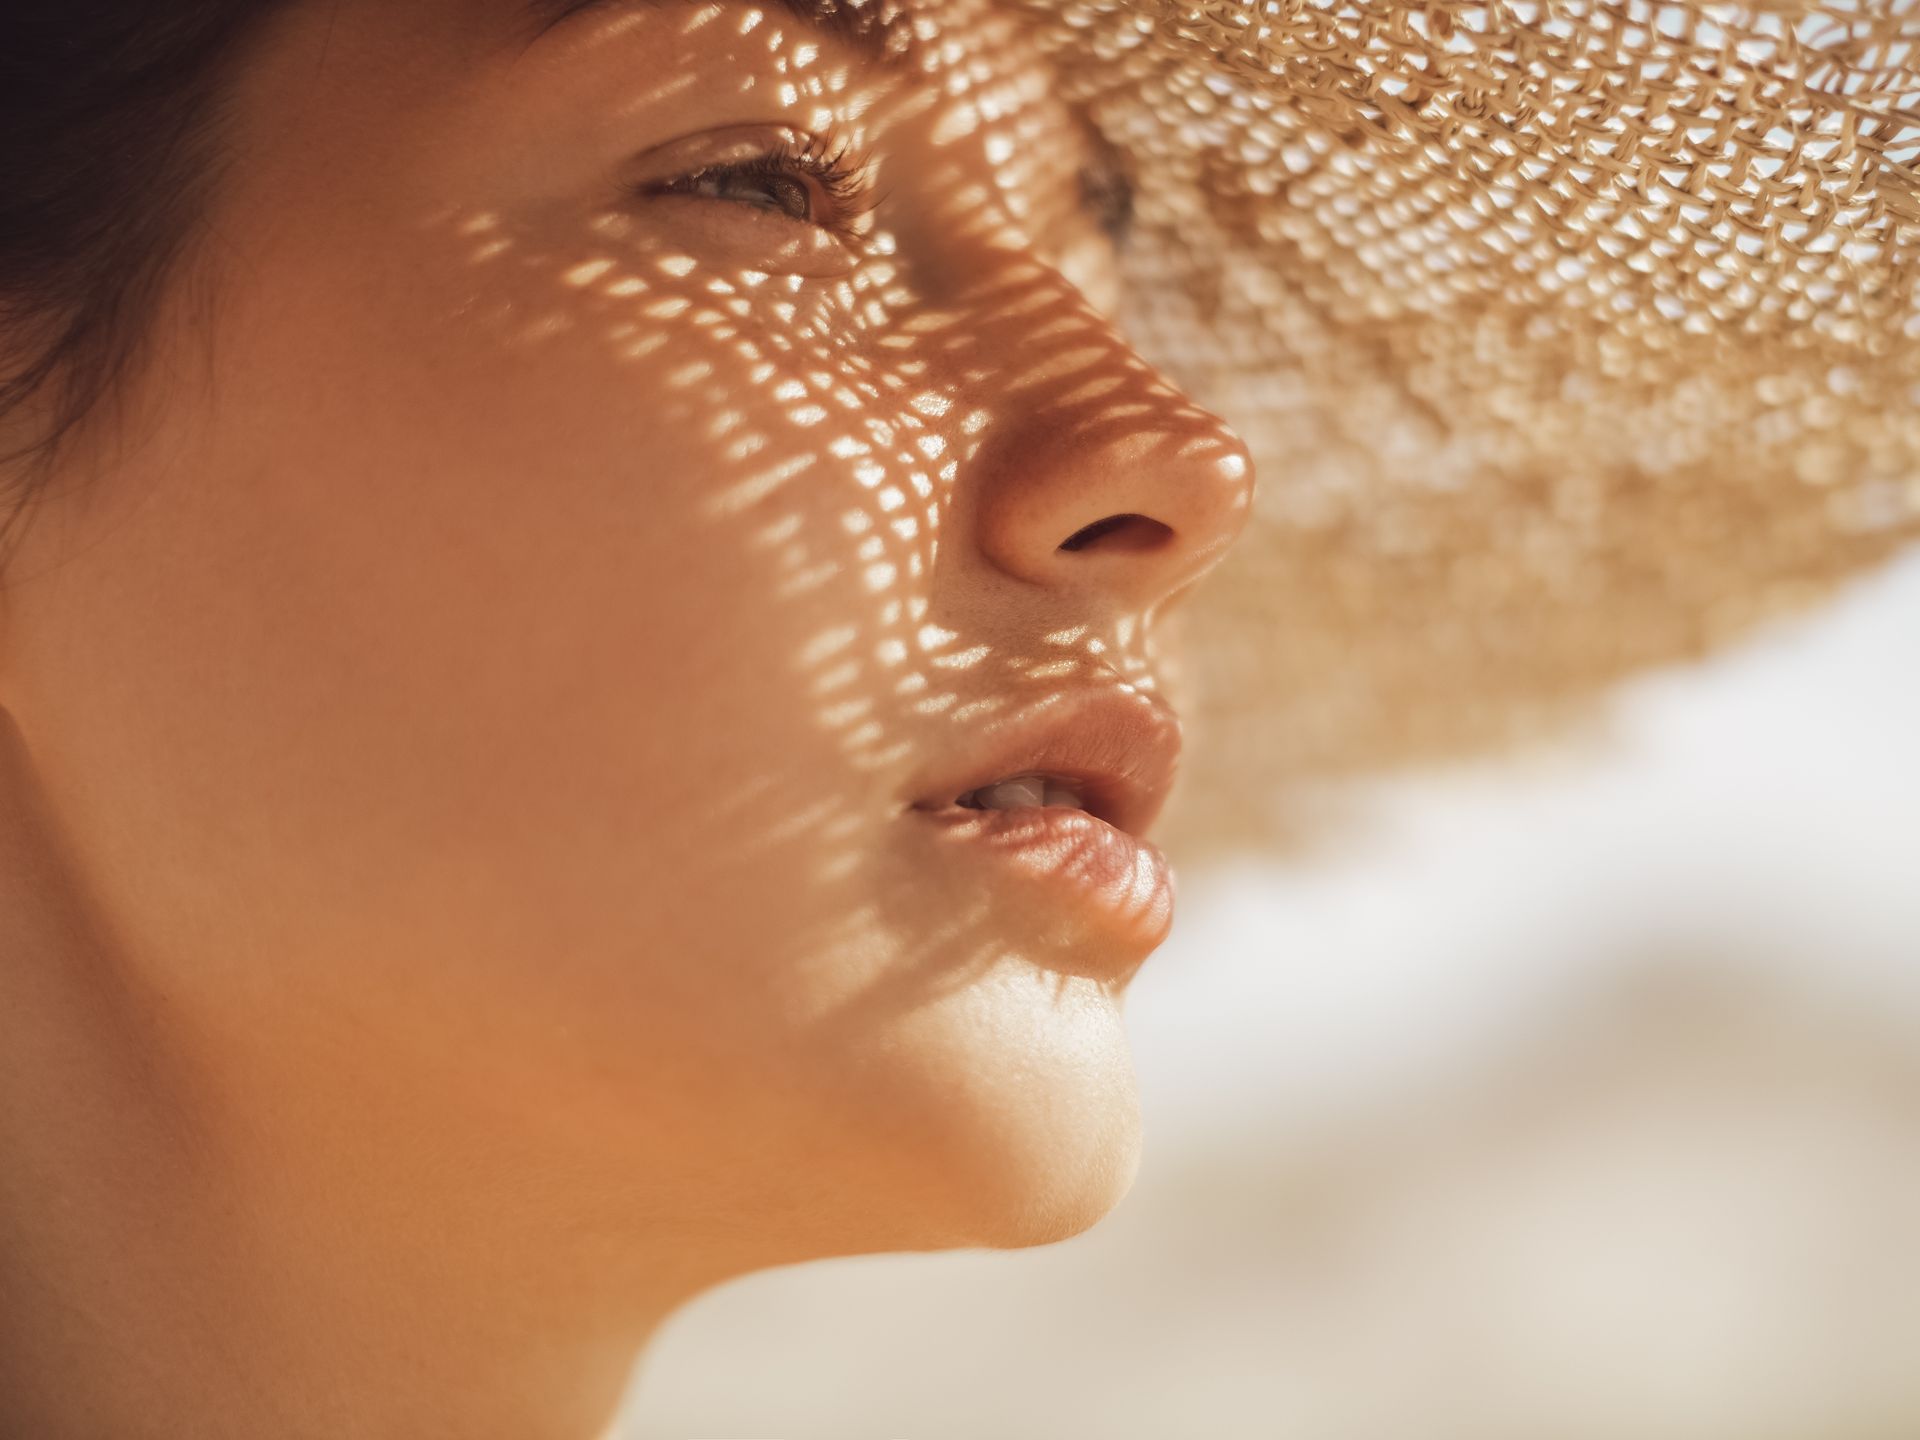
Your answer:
[955,276,1256,617]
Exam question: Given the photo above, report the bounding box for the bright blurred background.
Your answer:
[616,548,1920,1440]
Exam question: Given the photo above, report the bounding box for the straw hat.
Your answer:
[1007,0,1919,856]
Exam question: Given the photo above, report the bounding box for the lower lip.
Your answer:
[909,804,1174,971]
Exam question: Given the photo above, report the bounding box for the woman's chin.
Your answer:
[966,1090,1145,1251]
[819,963,1148,1254]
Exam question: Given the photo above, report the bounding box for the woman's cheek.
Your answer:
[378,204,968,808]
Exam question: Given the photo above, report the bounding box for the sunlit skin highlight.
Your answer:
[0,1,1254,1435]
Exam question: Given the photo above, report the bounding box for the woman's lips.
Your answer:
[900,686,1184,976]
[904,689,1183,841]
[909,800,1174,973]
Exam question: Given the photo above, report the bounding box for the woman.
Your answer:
[0,1,1254,1435]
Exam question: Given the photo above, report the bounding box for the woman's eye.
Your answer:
[672,167,815,222]
[634,136,876,247]
[1077,159,1134,250]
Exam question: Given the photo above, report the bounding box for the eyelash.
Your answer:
[640,134,880,246]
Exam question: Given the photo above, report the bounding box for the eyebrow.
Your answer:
[519,0,910,66]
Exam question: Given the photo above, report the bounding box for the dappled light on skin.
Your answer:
[425,0,1251,1012]
[0,2,1255,1433]
[0,0,1912,1431]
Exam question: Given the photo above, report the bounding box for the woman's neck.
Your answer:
[0,722,696,1440]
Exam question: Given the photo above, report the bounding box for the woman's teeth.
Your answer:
[960,775,1086,812]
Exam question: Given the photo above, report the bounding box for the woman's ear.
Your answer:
[0,700,110,1018]
[0,470,27,704]
[0,467,52,715]
[0,525,15,709]
[0,426,50,616]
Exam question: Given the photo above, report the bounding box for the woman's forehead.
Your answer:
[239,0,1065,167]
[313,0,1044,112]
[518,0,921,58]
[504,0,1010,65]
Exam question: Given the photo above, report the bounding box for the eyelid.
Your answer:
[622,123,879,248]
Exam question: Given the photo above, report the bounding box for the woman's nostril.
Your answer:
[1057,513,1173,554]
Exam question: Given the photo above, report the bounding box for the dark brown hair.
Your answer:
[0,5,287,573]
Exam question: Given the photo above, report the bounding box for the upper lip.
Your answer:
[905,687,1183,838]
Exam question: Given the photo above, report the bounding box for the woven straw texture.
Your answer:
[1016,0,1920,854]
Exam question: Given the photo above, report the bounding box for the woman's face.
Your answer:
[2,0,1251,1277]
